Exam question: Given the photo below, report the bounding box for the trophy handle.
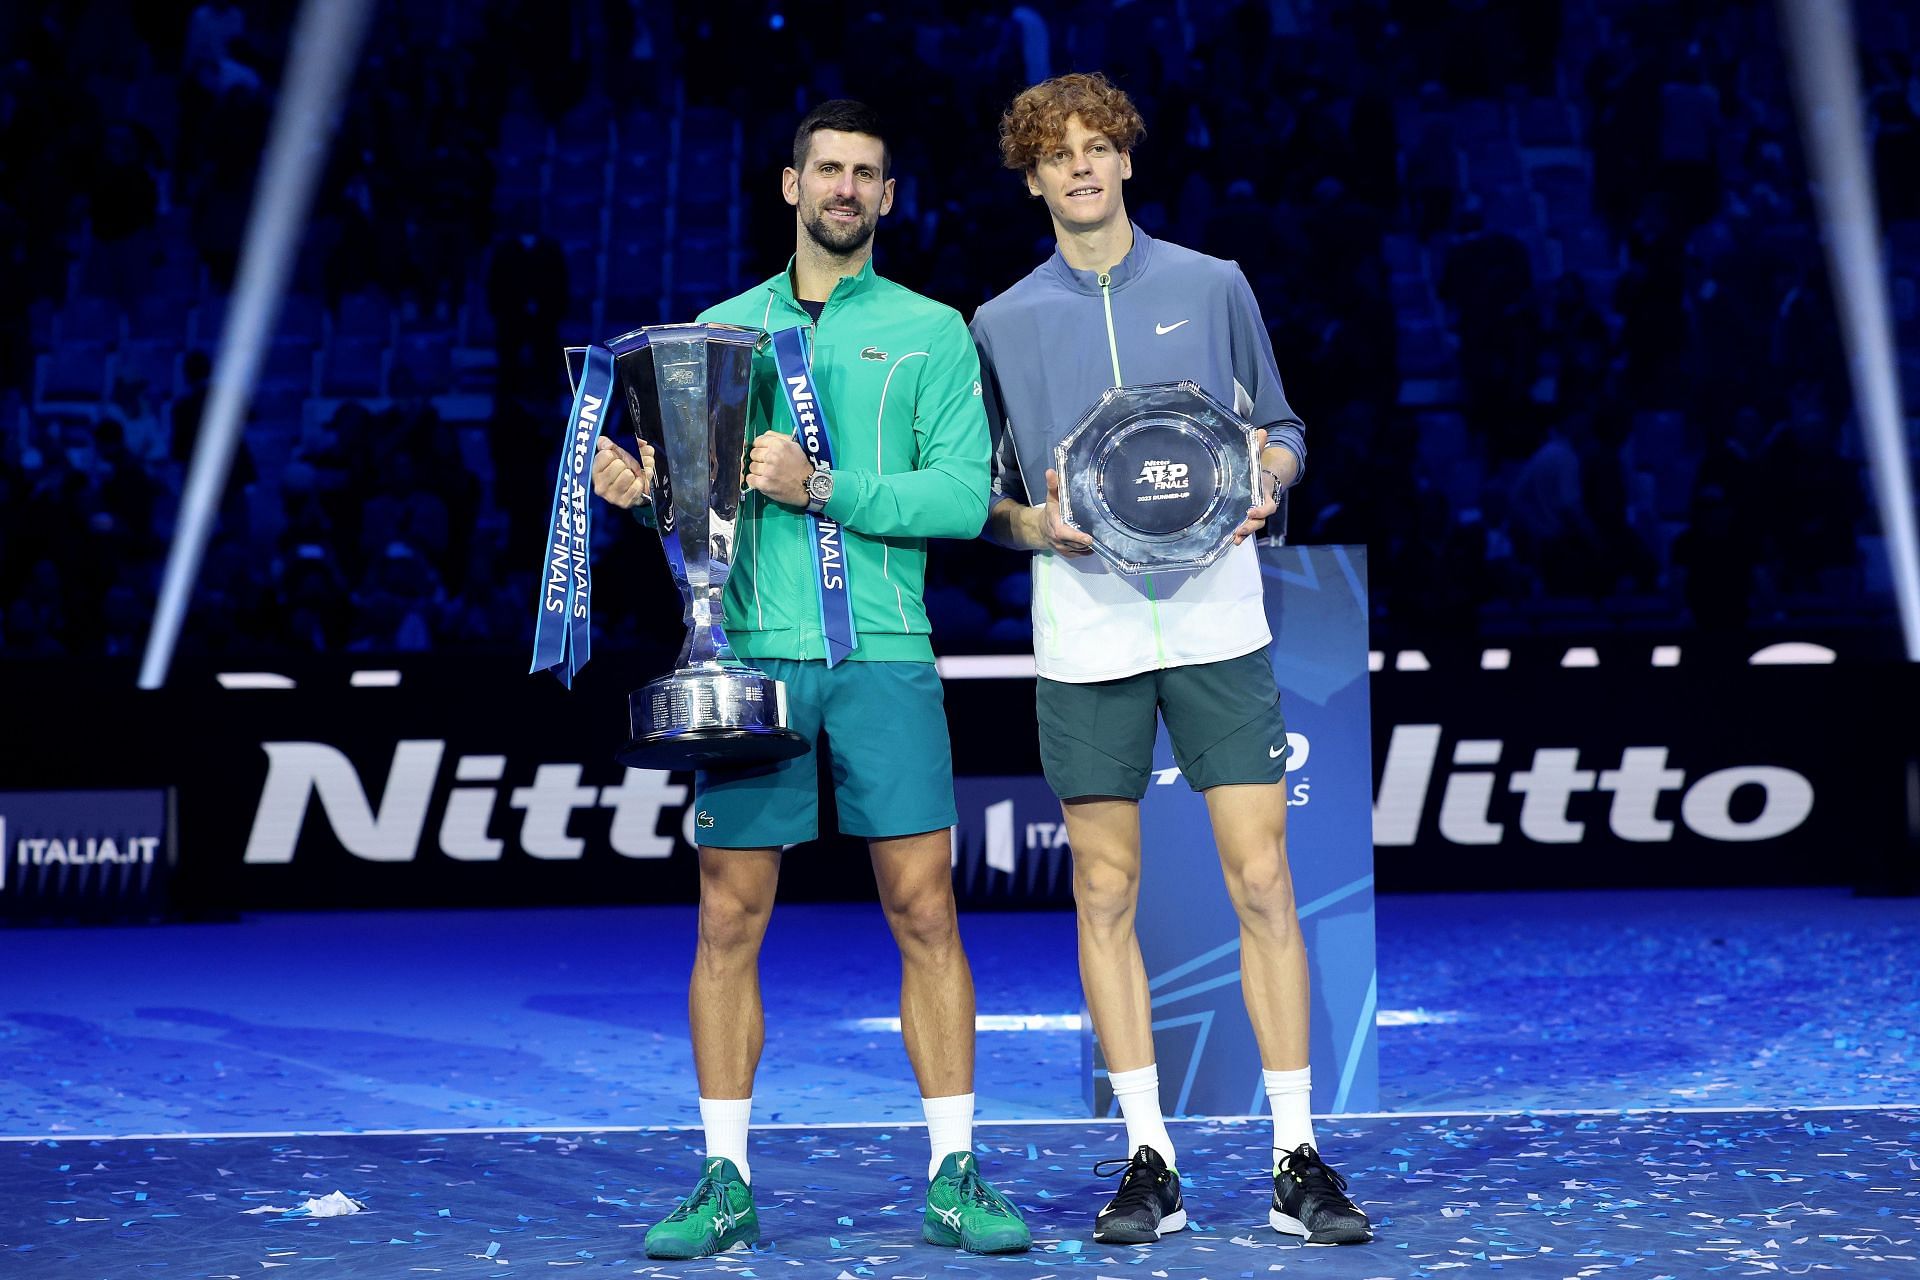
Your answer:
[562,345,590,397]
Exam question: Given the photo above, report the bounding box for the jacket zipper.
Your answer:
[1097,269,1166,665]
[1097,271,1123,386]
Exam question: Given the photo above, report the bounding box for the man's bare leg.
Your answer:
[1061,795,1183,1241]
[869,828,974,1100]
[1204,780,1324,1179]
[1203,783,1309,1070]
[1208,781,1372,1241]
[688,844,781,1180]
[870,829,1031,1252]
[1059,795,1175,1164]
[1058,797,1154,1070]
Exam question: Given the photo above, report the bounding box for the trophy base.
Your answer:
[617,665,810,771]
[616,725,809,771]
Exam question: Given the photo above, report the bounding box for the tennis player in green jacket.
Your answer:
[591,99,1029,1260]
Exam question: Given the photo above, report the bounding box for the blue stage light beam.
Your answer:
[138,0,376,689]
[1779,0,1920,661]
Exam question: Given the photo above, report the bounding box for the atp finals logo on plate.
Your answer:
[1133,459,1191,492]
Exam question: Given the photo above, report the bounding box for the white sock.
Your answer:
[1107,1063,1176,1169]
[923,1092,975,1179]
[698,1096,752,1184]
[1264,1066,1315,1167]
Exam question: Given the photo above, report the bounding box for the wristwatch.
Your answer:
[1259,442,1293,502]
[803,460,834,514]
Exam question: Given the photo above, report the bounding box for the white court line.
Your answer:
[934,655,1036,679]
[6,1101,1916,1144]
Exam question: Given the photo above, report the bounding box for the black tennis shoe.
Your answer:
[1270,1143,1371,1245]
[1092,1145,1185,1244]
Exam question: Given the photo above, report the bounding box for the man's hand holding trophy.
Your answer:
[590,436,656,510]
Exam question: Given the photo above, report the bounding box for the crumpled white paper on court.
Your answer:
[294,1191,365,1217]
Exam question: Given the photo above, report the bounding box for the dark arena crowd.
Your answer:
[4,0,1917,662]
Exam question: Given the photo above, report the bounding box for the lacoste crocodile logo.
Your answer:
[860,346,888,361]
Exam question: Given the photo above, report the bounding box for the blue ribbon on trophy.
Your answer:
[531,343,622,686]
[769,326,858,667]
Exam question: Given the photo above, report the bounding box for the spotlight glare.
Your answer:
[137,0,376,690]
[1778,0,1920,661]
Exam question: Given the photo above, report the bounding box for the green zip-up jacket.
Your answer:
[695,257,990,664]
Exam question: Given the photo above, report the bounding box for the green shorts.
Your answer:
[693,658,957,848]
[1036,647,1288,800]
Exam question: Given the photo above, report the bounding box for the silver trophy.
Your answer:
[1054,380,1260,574]
[604,323,808,770]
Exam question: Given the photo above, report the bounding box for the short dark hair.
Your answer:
[792,99,891,176]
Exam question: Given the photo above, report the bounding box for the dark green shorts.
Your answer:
[694,658,957,848]
[1036,648,1288,799]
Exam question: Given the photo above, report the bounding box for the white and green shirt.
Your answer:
[970,226,1306,683]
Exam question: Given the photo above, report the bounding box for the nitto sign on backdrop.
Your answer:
[0,626,1902,909]
[1364,658,1893,890]
[1374,727,1815,848]
[241,740,693,865]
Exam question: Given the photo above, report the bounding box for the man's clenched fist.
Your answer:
[592,436,656,509]
[745,431,812,507]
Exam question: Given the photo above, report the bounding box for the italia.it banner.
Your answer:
[1,789,174,921]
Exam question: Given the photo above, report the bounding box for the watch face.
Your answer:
[808,470,833,501]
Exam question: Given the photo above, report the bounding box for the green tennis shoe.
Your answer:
[643,1157,758,1259]
[922,1151,1032,1254]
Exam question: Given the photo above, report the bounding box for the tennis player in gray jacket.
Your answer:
[972,71,1371,1249]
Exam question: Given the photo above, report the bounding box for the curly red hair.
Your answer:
[998,72,1145,172]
